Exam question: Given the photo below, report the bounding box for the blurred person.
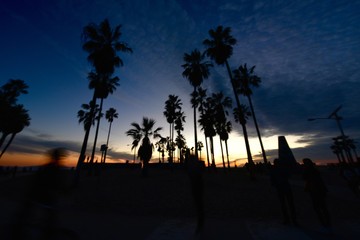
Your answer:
[185,151,205,235]
[302,158,331,228]
[12,148,68,239]
[270,158,297,225]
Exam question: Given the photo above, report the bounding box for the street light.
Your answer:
[308,105,346,138]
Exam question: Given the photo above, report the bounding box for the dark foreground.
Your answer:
[0,165,359,239]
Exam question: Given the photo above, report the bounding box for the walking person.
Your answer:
[302,158,331,229]
[270,158,297,225]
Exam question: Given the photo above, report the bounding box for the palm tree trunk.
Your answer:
[193,87,199,159]
[75,92,97,183]
[209,136,215,168]
[103,121,113,163]
[224,60,253,164]
[0,133,9,151]
[247,96,267,163]
[90,98,104,164]
[219,138,225,169]
[0,133,16,158]
[225,140,230,169]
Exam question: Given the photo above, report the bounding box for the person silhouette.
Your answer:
[12,148,67,239]
[270,158,297,225]
[302,158,331,228]
[185,152,205,235]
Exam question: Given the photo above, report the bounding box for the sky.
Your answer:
[1,0,359,167]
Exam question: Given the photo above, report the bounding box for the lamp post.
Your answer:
[308,105,356,163]
[308,105,346,138]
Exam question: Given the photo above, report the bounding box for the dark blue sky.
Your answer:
[1,0,359,166]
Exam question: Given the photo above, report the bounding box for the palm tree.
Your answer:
[199,97,217,168]
[211,92,232,169]
[103,107,118,163]
[174,110,186,163]
[203,25,253,165]
[88,73,120,164]
[163,95,182,163]
[77,101,100,132]
[233,105,254,168]
[233,64,267,163]
[77,18,132,173]
[0,104,30,158]
[193,87,210,167]
[218,121,232,169]
[126,117,162,176]
[182,49,212,159]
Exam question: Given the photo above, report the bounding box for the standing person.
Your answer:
[12,148,67,239]
[302,158,331,228]
[185,151,205,235]
[270,158,297,225]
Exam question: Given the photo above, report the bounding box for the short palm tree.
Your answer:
[88,72,120,164]
[103,107,118,163]
[77,18,132,172]
[211,92,232,169]
[203,25,253,165]
[233,64,267,163]
[199,97,217,168]
[77,101,100,132]
[193,87,210,167]
[174,110,186,162]
[126,117,162,176]
[233,105,254,166]
[163,95,182,163]
[182,49,212,159]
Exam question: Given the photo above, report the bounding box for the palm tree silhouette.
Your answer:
[0,104,30,158]
[199,97,217,168]
[233,64,267,163]
[174,110,186,163]
[126,117,162,176]
[211,92,232,169]
[88,72,119,164]
[218,121,232,169]
[193,87,210,167]
[182,49,212,159]
[103,107,118,163]
[233,105,253,170]
[203,25,253,165]
[163,95,182,163]
[0,79,30,158]
[77,18,132,172]
[77,101,100,132]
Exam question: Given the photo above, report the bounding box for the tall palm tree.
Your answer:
[103,107,118,163]
[234,64,267,163]
[163,95,182,163]
[203,25,253,165]
[182,49,212,159]
[77,18,132,173]
[126,117,162,176]
[0,104,30,158]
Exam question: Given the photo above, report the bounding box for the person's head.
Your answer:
[302,158,314,167]
[48,148,67,163]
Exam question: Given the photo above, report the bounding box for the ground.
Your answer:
[0,164,359,239]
